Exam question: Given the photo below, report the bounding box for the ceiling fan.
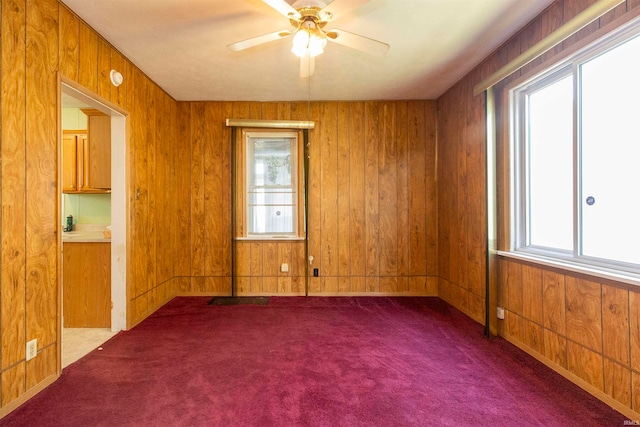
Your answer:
[227,0,389,77]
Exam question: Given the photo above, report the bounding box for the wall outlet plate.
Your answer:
[497,307,505,320]
[26,339,37,361]
[281,263,289,273]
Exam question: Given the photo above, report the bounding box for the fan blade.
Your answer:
[326,29,389,55]
[262,0,301,20]
[227,30,292,51]
[300,53,315,78]
[319,0,369,22]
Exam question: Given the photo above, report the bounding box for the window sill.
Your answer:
[497,250,640,288]
[235,236,305,242]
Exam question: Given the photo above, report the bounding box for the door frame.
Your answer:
[58,77,129,368]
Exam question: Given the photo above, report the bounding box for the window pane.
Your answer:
[580,34,640,264]
[526,75,574,250]
[249,188,294,233]
[246,134,297,235]
[252,139,292,186]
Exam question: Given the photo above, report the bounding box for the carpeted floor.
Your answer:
[0,297,627,426]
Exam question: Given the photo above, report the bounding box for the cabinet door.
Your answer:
[63,242,111,328]
[86,114,111,190]
[62,133,78,191]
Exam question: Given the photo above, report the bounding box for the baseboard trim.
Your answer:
[0,373,58,420]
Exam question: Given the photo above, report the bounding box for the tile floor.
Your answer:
[62,328,119,368]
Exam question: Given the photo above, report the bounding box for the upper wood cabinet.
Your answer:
[62,109,111,193]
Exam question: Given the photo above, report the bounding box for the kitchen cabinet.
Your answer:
[63,242,111,328]
[62,109,111,193]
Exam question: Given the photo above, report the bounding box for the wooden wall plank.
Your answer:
[155,93,170,285]
[320,102,339,277]
[395,102,409,277]
[543,270,566,334]
[173,102,191,276]
[454,89,468,290]
[604,359,631,407]
[26,344,55,390]
[364,102,380,280]
[263,243,278,277]
[25,0,59,349]
[600,1,627,26]
[567,340,604,391]
[77,21,97,92]
[522,265,544,325]
[222,102,233,280]
[204,102,225,277]
[436,95,452,283]
[1,0,27,370]
[146,84,158,294]
[336,102,351,277]
[348,102,366,277]
[58,5,78,80]
[190,102,205,277]
[407,101,427,277]
[505,260,523,315]
[424,101,438,277]
[96,36,111,99]
[1,363,25,407]
[465,86,485,297]
[602,285,630,366]
[378,102,398,277]
[565,277,602,353]
[629,290,640,371]
[544,329,567,368]
[131,68,149,300]
[523,319,544,355]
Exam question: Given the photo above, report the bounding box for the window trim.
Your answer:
[508,18,640,278]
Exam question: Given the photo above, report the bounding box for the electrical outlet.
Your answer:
[26,339,37,361]
[281,263,289,273]
[496,307,505,320]
[313,268,319,277]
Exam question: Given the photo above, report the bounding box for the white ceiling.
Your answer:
[61,0,555,102]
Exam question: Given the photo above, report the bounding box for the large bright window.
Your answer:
[242,131,303,238]
[513,25,640,272]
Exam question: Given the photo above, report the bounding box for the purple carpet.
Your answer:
[1,297,626,426]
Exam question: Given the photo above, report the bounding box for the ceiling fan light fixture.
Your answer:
[308,30,327,57]
[291,28,326,58]
[291,29,310,57]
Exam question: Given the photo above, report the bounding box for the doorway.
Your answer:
[60,81,127,367]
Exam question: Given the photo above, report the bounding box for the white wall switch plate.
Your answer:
[281,263,289,273]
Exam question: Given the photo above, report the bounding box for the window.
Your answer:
[513,24,640,272]
[239,131,304,239]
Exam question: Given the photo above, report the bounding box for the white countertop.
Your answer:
[62,224,111,243]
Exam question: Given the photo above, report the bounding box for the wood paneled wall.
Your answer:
[436,0,640,418]
[179,100,438,296]
[500,258,640,415]
[0,1,184,412]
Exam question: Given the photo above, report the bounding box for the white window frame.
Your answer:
[509,20,640,278]
[242,130,303,240]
